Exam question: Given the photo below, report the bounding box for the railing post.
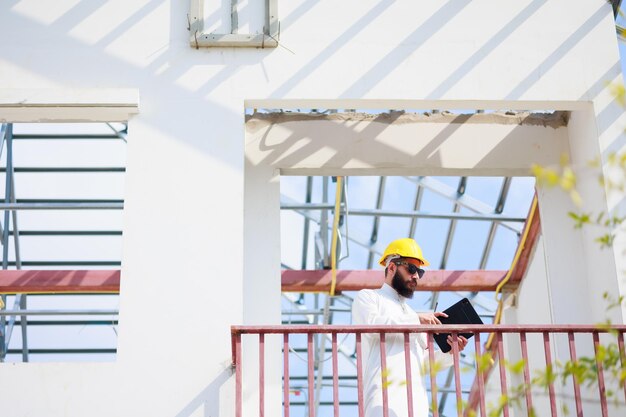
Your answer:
[474,333,486,417]
[451,332,462,417]
[427,332,439,417]
[618,330,626,405]
[519,331,534,416]
[356,332,364,417]
[567,332,582,417]
[283,333,290,417]
[307,333,315,417]
[380,332,389,417]
[542,332,557,417]
[496,332,510,417]
[259,333,265,417]
[332,332,339,417]
[403,333,414,417]
[234,332,242,417]
[593,331,608,417]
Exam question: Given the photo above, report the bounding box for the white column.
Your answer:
[244,148,282,417]
[568,104,624,324]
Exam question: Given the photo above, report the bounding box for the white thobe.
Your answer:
[352,284,453,417]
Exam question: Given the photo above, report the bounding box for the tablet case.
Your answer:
[433,298,484,353]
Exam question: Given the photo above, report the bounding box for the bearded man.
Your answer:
[352,238,468,417]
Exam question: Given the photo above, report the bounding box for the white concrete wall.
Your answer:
[0,1,624,416]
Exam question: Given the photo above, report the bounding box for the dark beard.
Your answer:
[391,270,415,299]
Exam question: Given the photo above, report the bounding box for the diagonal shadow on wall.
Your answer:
[175,365,232,417]
[341,0,472,99]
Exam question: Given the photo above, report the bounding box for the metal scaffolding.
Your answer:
[0,122,125,362]
[278,168,528,416]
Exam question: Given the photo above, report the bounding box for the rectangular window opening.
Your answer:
[0,122,127,363]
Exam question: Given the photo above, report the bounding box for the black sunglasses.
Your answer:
[393,261,425,279]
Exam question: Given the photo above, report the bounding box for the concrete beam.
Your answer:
[0,89,139,122]
[246,111,569,176]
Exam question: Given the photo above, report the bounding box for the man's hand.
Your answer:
[447,335,469,351]
[418,311,448,325]
[419,312,469,352]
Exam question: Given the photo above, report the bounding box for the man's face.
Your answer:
[390,259,422,299]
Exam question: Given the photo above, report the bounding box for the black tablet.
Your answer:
[433,298,484,353]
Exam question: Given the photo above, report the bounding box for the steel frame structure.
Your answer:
[0,122,125,362]
[281,173,518,416]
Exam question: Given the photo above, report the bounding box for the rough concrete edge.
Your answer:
[246,110,570,129]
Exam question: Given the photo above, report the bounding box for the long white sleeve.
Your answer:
[352,289,454,369]
[352,289,420,325]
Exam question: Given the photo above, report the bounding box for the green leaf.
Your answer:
[568,212,591,228]
[506,359,526,375]
[476,352,494,372]
[595,234,614,248]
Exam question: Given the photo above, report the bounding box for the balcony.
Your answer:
[231,324,626,417]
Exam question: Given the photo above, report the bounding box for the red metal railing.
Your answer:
[231,324,626,417]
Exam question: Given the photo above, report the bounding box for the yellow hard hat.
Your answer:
[378,238,430,267]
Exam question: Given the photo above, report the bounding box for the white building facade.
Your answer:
[0,1,624,416]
